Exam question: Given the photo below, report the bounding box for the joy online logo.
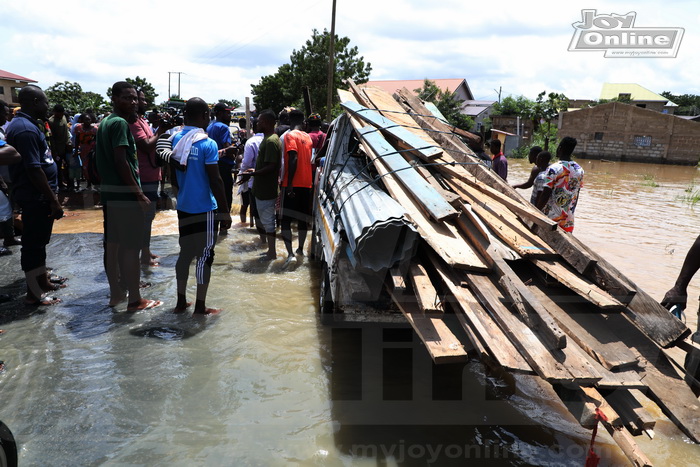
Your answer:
[569,10,684,58]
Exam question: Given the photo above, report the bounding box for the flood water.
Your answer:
[1,158,699,466]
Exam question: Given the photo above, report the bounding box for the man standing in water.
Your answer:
[206,103,237,235]
[6,86,65,305]
[490,139,507,180]
[96,81,161,311]
[169,98,231,315]
[536,136,584,233]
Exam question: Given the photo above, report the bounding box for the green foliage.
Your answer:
[414,79,474,131]
[45,81,108,114]
[105,76,158,108]
[661,91,700,116]
[251,29,372,118]
[217,98,242,109]
[640,174,659,187]
[585,95,631,108]
[490,95,534,117]
[532,91,568,151]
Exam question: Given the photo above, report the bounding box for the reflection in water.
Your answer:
[0,159,698,465]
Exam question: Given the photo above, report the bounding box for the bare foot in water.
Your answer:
[108,293,127,307]
[173,301,193,313]
[126,299,163,312]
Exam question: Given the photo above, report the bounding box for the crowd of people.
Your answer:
[0,82,327,314]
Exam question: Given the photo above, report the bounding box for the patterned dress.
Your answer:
[542,160,584,232]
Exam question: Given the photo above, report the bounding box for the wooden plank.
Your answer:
[455,188,557,257]
[408,262,443,314]
[605,389,656,435]
[595,371,648,390]
[389,267,407,293]
[497,266,568,350]
[625,288,690,348]
[463,273,586,382]
[355,125,458,223]
[524,279,640,371]
[339,100,488,272]
[428,252,532,373]
[390,289,469,364]
[531,258,625,310]
[454,210,519,270]
[341,100,443,159]
[534,224,598,275]
[447,172,558,231]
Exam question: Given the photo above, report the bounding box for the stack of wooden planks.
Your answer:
[333,81,700,465]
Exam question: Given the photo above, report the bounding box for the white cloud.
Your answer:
[3,0,699,108]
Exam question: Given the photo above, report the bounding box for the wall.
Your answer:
[560,102,700,165]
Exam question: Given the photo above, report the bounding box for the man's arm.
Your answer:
[112,145,150,209]
[662,234,700,310]
[285,150,298,195]
[133,121,173,154]
[205,163,232,229]
[513,165,540,190]
[0,144,21,165]
[26,167,63,219]
[535,187,552,211]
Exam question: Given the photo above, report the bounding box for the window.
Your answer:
[11,87,21,104]
[594,132,604,141]
[633,135,652,147]
[636,104,646,108]
[0,87,4,95]
[618,93,631,100]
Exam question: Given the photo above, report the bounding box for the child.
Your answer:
[530,151,552,206]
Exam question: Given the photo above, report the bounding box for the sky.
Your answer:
[3,0,700,107]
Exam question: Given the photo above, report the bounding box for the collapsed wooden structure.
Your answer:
[316,81,700,466]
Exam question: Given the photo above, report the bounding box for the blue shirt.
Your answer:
[173,127,219,214]
[206,120,234,166]
[6,112,58,203]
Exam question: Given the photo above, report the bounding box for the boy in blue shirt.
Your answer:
[170,98,231,315]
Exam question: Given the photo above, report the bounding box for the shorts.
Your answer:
[103,201,145,250]
[255,197,277,234]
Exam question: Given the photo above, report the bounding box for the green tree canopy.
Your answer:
[106,76,158,108]
[217,98,242,109]
[661,91,700,116]
[45,81,108,114]
[414,79,474,132]
[490,95,534,117]
[251,29,372,118]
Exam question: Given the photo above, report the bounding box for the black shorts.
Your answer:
[103,201,145,250]
[281,187,312,221]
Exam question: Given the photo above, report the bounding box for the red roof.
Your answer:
[0,69,37,83]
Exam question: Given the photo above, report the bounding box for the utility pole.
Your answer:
[326,0,337,122]
[494,86,502,103]
[168,71,184,98]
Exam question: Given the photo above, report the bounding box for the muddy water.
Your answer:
[0,160,698,466]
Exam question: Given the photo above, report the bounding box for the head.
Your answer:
[556,136,577,161]
[18,85,49,120]
[147,111,161,127]
[81,113,93,127]
[136,90,148,115]
[238,117,246,129]
[278,109,290,126]
[110,81,138,123]
[289,109,305,130]
[53,104,65,118]
[528,145,543,164]
[489,139,502,155]
[535,151,552,169]
[257,109,277,135]
[307,113,322,130]
[0,100,8,126]
[213,103,232,125]
[184,97,211,129]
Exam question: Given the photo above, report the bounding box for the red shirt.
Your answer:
[281,130,313,188]
[129,116,161,183]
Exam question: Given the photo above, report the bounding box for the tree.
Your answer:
[217,98,242,109]
[105,76,158,107]
[45,81,108,114]
[532,91,569,151]
[490,95,534,117]
[252,29,372,118]
[661,91,700,116]
[414,79,474,132]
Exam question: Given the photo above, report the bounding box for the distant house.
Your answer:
[560,102,700,165]
[0,69,37,108]
[364,79,495,132]
[600,83,678,114]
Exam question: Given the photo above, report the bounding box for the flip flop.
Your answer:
[25,296,62,306]
[49,274,68,285]
[127,299,163,312]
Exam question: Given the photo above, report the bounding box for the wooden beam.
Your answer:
[408,262,443,314]
[389,288,469,364]
[355,126,458,223]
[604,389,656,436]
[530,259,625,311]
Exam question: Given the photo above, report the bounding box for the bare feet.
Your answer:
[25,296,62,306]
[126,299,163,312]
[108,293,127,307]
[173,301,193,313]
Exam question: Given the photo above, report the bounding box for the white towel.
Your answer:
[172,128,209,166]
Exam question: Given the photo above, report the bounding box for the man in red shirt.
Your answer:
[280,109,313,267]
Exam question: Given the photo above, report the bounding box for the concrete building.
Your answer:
[560,102,700,165]
[600,83,678,114]
[0,69,37,108]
